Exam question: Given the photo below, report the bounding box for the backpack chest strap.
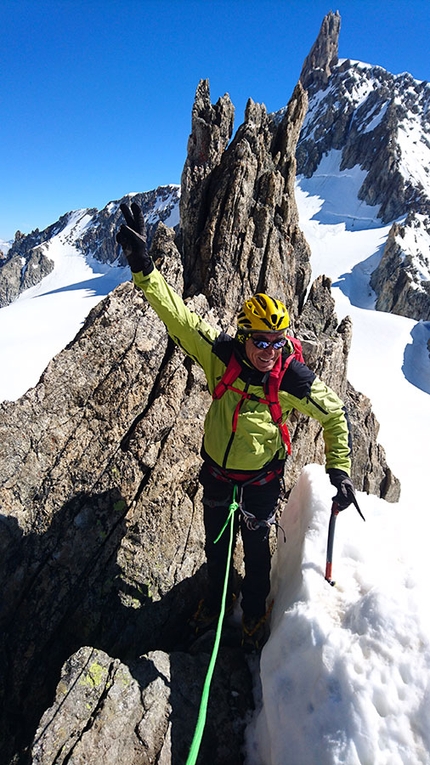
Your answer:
[226,385,271,433]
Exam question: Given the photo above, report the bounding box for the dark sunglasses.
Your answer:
[250,336,287,350]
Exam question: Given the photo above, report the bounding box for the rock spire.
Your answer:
[300,10,341,91]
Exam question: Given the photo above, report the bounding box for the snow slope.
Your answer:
[0,210,129,402]
[0,239,11,256]
[247,466,430,765]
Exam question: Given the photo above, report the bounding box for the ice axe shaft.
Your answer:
[325,502,340,586]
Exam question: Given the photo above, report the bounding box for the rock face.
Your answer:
[370,213,430,321]
[0,186,180,308]
[297,15,430,225]
[32,646,253,765]
[296,11,430,323]
[0,25,400,765]
[0,239,55,307]
[0,214,83,307]
[76,186,180,266]
[299,10,340,91]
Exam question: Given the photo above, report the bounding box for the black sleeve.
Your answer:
[280,359,316,399]
[211,332,236,364]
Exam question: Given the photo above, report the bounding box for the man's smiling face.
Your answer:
[244,332,286,373]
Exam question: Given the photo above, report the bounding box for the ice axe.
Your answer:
[325,501,340,586]
[325,495,365,586]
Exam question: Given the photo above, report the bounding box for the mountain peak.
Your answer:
[300,10,341,91]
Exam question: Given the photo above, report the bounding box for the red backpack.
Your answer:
[212,337,304,455]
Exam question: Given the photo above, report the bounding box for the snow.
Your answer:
[397,215,430,285]
[145,186,181,228]
[0,238,11,255]
[338,59,376,71]
[297,151,382,231]
[0,157,430,763]
[397,118,430,198]
[360,101,389,134]
[247,469,430,765]
[0,210,129,401]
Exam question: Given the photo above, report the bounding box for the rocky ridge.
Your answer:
[0,14,401,765]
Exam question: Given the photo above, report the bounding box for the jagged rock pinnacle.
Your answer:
[300,10,341,91]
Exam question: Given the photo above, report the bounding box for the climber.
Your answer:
[116,203,357,651]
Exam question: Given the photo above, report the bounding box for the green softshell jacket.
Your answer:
[133,268,352,475]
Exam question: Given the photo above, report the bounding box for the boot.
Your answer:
[241,603,273,652]
[190,594,236,635]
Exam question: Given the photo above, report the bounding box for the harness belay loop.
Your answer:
[241,506,287,543]
[210,477,287,544]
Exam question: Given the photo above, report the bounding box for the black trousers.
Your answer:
[199,462,282,619]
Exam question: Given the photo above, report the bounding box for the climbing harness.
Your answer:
[241,506,286,543]
[204,462,287,542]
[206,461,283,486]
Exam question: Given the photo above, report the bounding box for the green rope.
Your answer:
[185,485,240,765]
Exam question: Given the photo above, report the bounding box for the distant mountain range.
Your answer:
[0,186,180,309]
[1,10,429,323]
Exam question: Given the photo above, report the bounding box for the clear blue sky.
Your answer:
[1,0,429,240]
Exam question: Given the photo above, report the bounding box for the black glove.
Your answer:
[327,468,357,510]
[116,202,153,275]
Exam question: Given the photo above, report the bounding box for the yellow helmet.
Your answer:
[237,293,290,332]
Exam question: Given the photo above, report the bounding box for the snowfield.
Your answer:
[0,210,129,402]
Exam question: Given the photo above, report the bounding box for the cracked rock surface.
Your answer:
[32,646,253,765]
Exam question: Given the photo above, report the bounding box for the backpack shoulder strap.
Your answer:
[212,353,242,400]
[265,337,304,454]
[287,336,304,364]
[264,357,290,453]
[266,337,304,399]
